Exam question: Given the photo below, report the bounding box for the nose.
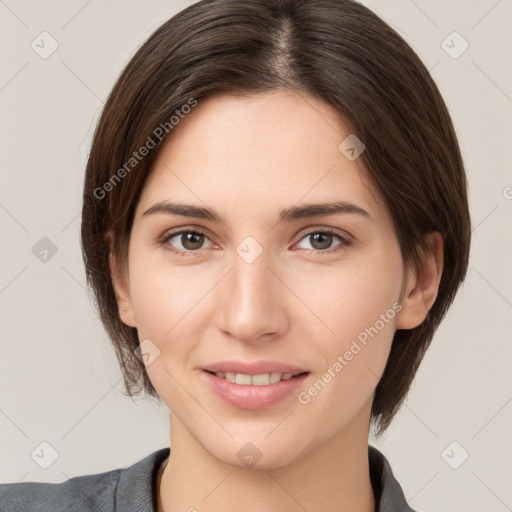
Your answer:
[214,247,289,344]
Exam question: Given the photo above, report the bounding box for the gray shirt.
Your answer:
[0,445,416,511]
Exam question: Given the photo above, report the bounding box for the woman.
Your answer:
[0,0,470,510]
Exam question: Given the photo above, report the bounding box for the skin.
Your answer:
[110,90,443,512]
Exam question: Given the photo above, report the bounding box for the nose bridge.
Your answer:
[232,249,270,303]
[216,240,288,341]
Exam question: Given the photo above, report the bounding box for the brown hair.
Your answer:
[81,0,471,435]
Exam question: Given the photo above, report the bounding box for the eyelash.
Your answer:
[159,227,352,257]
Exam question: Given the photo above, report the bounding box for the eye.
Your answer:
[161,229,214,255]
[160,227,352,256]
[295,229,352,253]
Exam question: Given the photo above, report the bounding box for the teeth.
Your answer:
[235,373,252,385]
[217,371,298,385]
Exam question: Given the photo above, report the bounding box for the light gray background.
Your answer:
[1,1,511,510]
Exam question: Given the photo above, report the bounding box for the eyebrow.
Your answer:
[141,200,372,223]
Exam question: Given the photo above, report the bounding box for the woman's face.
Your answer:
[114,90,415,468]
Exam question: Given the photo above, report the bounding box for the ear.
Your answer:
[105,231,137,328]
[395,232,444,330]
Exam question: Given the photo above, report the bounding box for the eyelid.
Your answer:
[160,225,214,241]
[295,225,353,242]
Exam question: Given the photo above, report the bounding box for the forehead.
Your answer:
[137,91,385,222]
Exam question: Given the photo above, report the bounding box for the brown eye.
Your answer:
[162,230,214,254]
[180,232,205,250]
[309,232,333,250]
[295,229,351,253]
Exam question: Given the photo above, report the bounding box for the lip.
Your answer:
[202,359,308,375]
[201,370,310,410]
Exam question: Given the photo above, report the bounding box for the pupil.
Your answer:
[311,233,332,250]
[182,233,203,250]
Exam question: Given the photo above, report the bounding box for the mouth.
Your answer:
[201,368,311,410]
[203,370,309,386]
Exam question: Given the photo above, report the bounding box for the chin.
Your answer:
[203,435,306,471]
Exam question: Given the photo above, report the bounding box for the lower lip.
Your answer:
[201,371,309,410]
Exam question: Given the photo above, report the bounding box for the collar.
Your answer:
[115,445,415,511]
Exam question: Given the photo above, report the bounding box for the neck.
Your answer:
[157,403,375,512]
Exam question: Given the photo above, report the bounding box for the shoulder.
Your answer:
[368,445,418,512]
[0,447,170,512]
[0,470,121,511]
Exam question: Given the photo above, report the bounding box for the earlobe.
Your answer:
[395,232,444,330]
[106,232,137,328]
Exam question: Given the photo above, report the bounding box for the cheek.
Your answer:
[127,248,215,338]
[289,247,403,347]
[293,283,399,438]
[290,248,403,404]
[126,251,221,396]
[127,261,203,410]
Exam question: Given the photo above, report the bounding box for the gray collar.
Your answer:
[115,446,416,512]
[369,445,416,511]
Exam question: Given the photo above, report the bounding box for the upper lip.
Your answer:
[202,360,308,375]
